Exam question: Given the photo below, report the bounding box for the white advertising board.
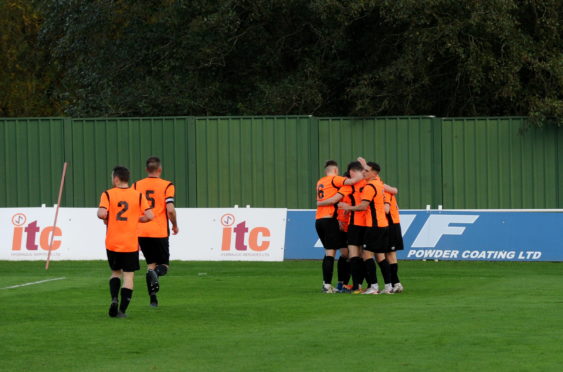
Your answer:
[0,207,287,262]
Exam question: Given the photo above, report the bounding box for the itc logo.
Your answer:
[220,214,270,251]
[11,213,62,251]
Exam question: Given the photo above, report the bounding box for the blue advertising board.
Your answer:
[284,210,563,261]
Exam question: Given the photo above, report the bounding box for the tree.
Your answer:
[0,0,60,116]
[2,0,559,126]
[346,0,562,126]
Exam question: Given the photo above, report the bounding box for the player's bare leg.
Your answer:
[122,271,134,289]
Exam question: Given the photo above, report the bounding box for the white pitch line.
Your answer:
[1,277,66,290]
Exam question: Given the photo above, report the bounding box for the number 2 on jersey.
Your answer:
[116,201,129,221]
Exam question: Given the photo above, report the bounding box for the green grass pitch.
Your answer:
[1,260,562,371]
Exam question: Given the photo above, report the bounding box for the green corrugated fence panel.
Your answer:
[194,116,313,208]
[1,116,560,209]
[441,117,560,208]
[66,117,196,208]
[317,116,439,209]
[0,118,67,207]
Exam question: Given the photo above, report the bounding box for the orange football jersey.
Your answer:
[133,177,175,238]
[99,187,150,252]
[315,175,346,219]
[360,180,389,228]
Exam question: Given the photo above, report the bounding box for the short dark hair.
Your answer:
[146,156,161,172]
[324,160,338,168]
[347,161,363,172]
[112,166,130,182]
[343,171,351,178]
[366,161,381,173]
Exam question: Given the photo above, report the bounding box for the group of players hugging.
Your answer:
[315,157,404,295]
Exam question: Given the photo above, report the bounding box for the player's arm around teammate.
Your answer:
[336,161,367,293]
[333,170,356,292]
[316,172,362,207]
[315,160,362,293]
[339,161,390,294]
[358,157,398,195]
[356,157,398,293]
[332,163,368,293]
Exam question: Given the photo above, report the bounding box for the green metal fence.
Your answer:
[64,117,197,207]
[0,118,66,207]
[317,116,443,209]
[441,117,561,208]
[194,116,314,208]
[0,116,560,209]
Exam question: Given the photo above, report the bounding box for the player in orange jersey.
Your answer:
[372,172,395,294]
[315,160,362,293]
[385,191,404,293]
[133,156,179,307]
[332,168,358,292]
[337,161,368,293]
[97,166,153,318]
[357,157,398,294]
[339,161,392,295]
[333,161,366,293]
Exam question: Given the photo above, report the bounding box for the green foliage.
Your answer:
[1,0,561,125]
[347,0,562,126]
[0,0,60,116]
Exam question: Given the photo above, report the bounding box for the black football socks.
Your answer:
[390,263,400,285]
[377,259,392,285]
[363,258,377,287]
[337,256,350,284]
[108,277,121,317]
[322,256,335,285]
[119,288,133,314]
[109,277,120,301]
[350,256,363,290]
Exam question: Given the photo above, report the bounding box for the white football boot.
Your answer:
[322,284,337,294]
[380,284,395,294]
[362,286,380,295]
[393,283,404,293]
